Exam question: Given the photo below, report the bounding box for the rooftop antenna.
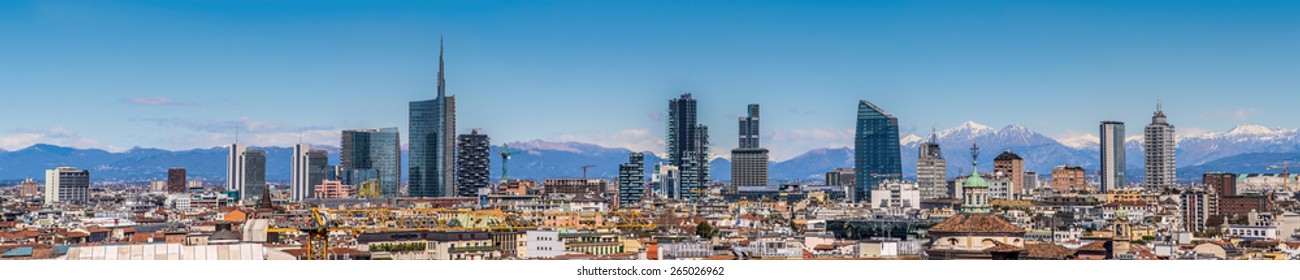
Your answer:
[1157,96,1163,112]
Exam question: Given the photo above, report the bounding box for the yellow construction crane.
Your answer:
[1268,161,1294,192]
[269,208,656,260]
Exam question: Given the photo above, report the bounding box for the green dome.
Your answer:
[964,171,989,188]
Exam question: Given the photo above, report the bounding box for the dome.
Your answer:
[964,171,989,188]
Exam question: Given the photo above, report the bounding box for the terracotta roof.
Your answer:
[1024,242,1076,259]
[984,241,1023,253]
[928,214,1025,234]
[1077,241,1108,252]
[813,244,836,251]
[1103,201,1148,207]
[64,232,89,238]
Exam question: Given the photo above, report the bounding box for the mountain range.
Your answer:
[2,122,1298,185]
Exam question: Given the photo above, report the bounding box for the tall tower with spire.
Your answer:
[1145,98,1176,189]
[410,37,457,198]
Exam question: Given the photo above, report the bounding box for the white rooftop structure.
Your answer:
[61,243,295,260]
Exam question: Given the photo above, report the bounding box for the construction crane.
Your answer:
[499,144,523,183]
[267,208,656,260]
[1268,161,1293,192]
[581,164,597,178]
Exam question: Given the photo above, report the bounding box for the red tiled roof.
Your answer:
[1024,243,1075,259]
[984,241,1023,253]
[928,214,1025,234]
[1077,241,1108,252]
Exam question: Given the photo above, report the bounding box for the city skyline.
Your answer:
[4,1,1300,161]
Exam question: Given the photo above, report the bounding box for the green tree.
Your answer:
[696,221,715,239]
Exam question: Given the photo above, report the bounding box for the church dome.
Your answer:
[964,171,989,188]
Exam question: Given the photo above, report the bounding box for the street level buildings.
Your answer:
[456,129,491,197]
[410,39,457,198]
[44,166,89,205]
[1100,121,1126,192]
[853,100,902,202]
[1145,102,1177,189]
[666,93,710,200]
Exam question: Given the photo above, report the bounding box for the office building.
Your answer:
[1145,102,1177,189]
[666,93,710,200]
[826,168,855,188]
[853,100,902,202]
[226,143,246,193]
[45,166,89,205]
[993,151,1025,196]
[314,180,356,199]
[241,149,267,203]
[543,178,611,196]
[306,150,330,199]
[1099,121,1126,192]
[871,180,921,213]
[654,163,681,199]
[917,134,947,200]
[342,127,402,197]
[167,168,186,194]
[1204,172,1237,197]
[456,129,491,197]
[618,152,646,207]
[731,104,768,187]
[410,39,457,198]
[291,144,312,201]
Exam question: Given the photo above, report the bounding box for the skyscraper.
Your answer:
[226,143,246,193]
[291,144,329,201]
[853,100,902,203]
[666,93,710,200]
[241,149,267,203]
[917,133,947,200]
[993,151,1025,196]
[44,166,89,205]
[456,129,490,197]
[1100,121,1126,192]
[618,152,646,207]
[1145,101,1176,189]
[167,168,186,194]
[731,104,768,187]
[342,127,401,197]
[410,38,457,198]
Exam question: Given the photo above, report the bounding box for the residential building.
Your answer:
[19,178,39,198]
[993,151,1025,195]
[854,100,902,202]
[871,180,921,214]
[1052,166,1088,193]
[357,231,499,260]
[525,230,566,259]
[1220,196,1270,218]
[167,168,186,194]
[44,166,89,205]
[409,40,457,198]
[456,129,491,197]
[1100,121,1126,192]
[917,134,947,200]
[341,127,401,197]
[543,178,610,196]
[666,93,710,200]
[1203,172,1237,197]
[825,168,855,189]
[732,104,768,187]
[1181,188,1219,233]
[1145,102,1177,189]
[617,152,646,207]
[314,180,356,199]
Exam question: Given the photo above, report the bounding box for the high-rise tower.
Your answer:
[341,128,401,197]
[854,100,902,203]
[456,129,490,197]
[410,38,457,198]
[1100,121,1126,192]
[917,131,947,200]
[1145,100,1176,189]
[731,104,768,187]
[666,93,710,200]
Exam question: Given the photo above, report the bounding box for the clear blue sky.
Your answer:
[3,0,1299,160]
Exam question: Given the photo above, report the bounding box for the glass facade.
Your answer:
[666,93,710,200]
[618,152,645,207]
[242,149,267,203]
[342,128,402,197]
[853,100,902,203]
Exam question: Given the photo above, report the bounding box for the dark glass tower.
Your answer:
[666,93,710,200]
[853,100,902,203]
[341,127,401,197]
[618,152,646,207]
[410,39,457,198]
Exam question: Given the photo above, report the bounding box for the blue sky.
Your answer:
[2,0,1299,160]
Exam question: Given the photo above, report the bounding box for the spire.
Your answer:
[1156,96,1162,112]
[437,35,445,98]
[970,143,980,169]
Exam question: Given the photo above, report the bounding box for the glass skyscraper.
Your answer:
[410,39,457,198]
[342,127,401,197]
[1100,121,1126,192]
[666,93,710,200]
[853,100,902,203]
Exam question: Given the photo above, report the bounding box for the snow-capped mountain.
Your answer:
[1176,125,1300,166]
[901,121,1092,178]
